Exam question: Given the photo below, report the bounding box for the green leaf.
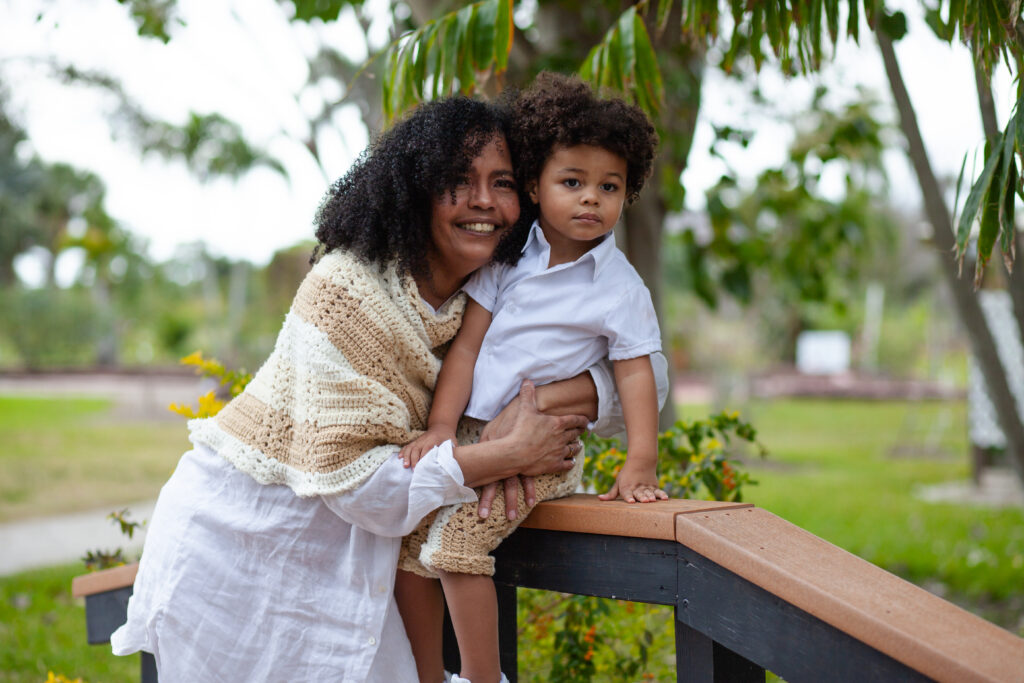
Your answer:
[765,2,782,58]
[956,136,1003,255]
[456,5,475,92]
[879,10,908,41]
[286,0,352,23]
[616,7,638,90]
[825,0,840,43]
[997,115,1016,246]
[976,145,1004,283]
[633,14,664,116]
[656,0,674,35]
[848,0,860,42]
[441,14,460,96]
[473,0,498,70]
[494,0,512,71]
[1001,159,1017,261]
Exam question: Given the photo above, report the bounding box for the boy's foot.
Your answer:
[449,674,509,683]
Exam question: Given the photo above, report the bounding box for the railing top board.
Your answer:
[520,494,752,540]
[72,562,139,598]
[676,506,1024,683]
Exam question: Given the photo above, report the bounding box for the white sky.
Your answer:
[0,0,1015,279]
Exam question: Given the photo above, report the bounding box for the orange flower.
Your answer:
[583,624,597,643]
[584,648,594,661]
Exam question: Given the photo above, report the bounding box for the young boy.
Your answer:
[398,72,665,683]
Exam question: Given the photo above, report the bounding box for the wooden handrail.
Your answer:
[73,495,1024,683]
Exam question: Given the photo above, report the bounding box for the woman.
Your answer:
[110,96,623,681]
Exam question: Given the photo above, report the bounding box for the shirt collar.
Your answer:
[522,220,617,280]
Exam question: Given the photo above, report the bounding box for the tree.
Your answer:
[36,0,1024,472]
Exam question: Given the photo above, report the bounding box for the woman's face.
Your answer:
[429,134,520,281]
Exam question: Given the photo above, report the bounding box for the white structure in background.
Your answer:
[795,330,851,375]
[968,290,1024,450]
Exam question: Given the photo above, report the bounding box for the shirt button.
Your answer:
[368,636,377,646]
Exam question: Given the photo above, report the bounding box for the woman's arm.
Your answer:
[323,380,586,535]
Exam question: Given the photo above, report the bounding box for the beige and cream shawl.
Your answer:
[188,249,466,497]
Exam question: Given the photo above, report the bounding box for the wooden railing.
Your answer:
[74,495,1024,682]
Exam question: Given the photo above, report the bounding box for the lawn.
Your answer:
[2,394,1022,682]
[0,396,188,523]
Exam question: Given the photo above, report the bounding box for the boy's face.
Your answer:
[528,144,627,255]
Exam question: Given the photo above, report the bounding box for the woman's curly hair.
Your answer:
[511,72,658,223]
[312,96,525,275]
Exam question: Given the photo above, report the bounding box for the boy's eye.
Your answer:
[601,182,619,192]
[562,178,580,188]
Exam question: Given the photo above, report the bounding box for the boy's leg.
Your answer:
[395,569,446,683]
[438,571,500,683]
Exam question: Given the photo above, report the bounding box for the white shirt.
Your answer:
[111,441,476,682]
[464,221,662,423]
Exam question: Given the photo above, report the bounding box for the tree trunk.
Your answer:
[877,29,1024,482]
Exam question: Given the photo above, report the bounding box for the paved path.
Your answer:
[0,501,155,576]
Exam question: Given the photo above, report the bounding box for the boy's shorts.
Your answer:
[399,416,583,577]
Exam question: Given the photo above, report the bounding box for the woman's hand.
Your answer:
[479,396,521,444]
[501,380,587,477]
[477,475,536,519]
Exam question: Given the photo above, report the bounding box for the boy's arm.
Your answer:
[598,355,668,503]
[400,299,492,466]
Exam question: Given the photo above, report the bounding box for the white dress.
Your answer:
[110,440,475,682]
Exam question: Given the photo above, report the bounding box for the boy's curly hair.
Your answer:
[511,72,658,216]
[313,96,526,274]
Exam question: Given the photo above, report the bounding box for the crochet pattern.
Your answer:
[400,418,584,577]
[189,249,466,497]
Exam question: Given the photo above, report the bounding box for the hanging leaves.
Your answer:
[579,6,664,116]
[381,0,513,124]
[955,99,1024,283]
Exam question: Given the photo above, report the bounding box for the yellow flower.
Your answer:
[179,350,203,367]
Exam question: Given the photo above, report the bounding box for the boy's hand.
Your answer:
[400,426,457,468]
[598,460,668,503]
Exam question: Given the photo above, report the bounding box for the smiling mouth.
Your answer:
[460,222,497,234]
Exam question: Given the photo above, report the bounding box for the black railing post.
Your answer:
[497,582,518,682]
[674,612,714,682]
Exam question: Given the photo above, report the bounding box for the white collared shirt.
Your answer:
[464,221,662,423]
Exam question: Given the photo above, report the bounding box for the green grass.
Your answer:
[732,399,1024,620]
[0,563,137,683]
[2,395,1022,682]
[0,396,189,522]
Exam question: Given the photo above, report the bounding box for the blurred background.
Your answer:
[1,0,1022,681]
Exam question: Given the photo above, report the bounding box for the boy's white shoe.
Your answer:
[449,674,510,683]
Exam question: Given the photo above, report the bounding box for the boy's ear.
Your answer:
[527,181,538,204]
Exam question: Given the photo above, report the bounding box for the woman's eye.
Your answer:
[496,179,517,190]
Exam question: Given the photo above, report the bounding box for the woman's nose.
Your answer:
[469,181,495,209]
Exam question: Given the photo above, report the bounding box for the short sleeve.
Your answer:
[462,262,502,312]
[588,351,669,437]
[604,285,662,361]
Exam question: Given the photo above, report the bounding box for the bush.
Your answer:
[0,288,105,368]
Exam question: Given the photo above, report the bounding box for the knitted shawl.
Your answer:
[188,249,466,497]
